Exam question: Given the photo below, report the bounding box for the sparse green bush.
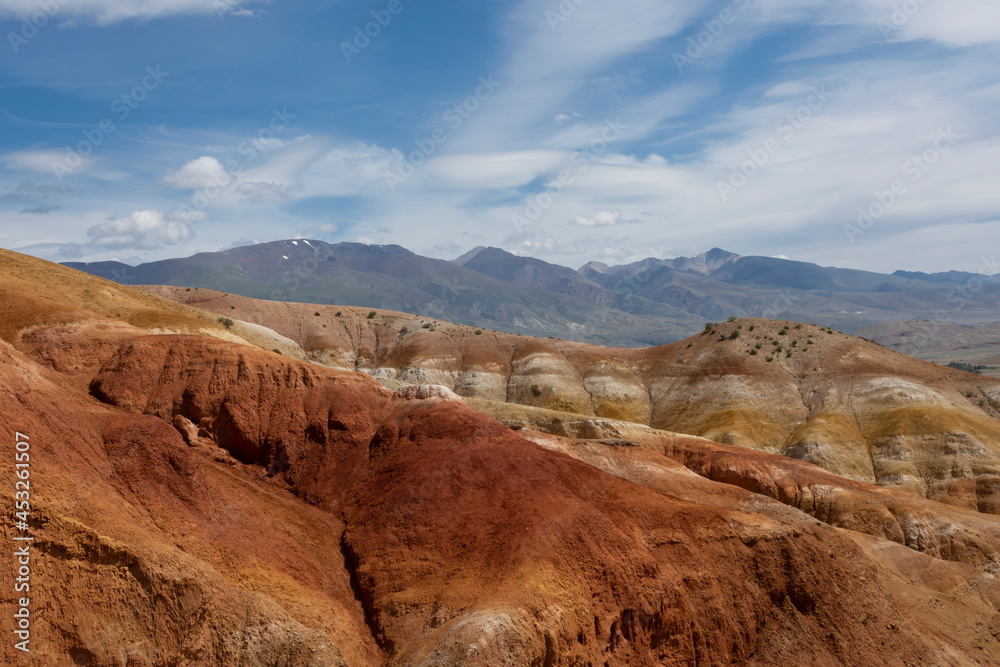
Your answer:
[765,356,774,362]
[400,327,409,334]
[314,311,320,316]
[948,362,985,375]
[475,330,483,335]
[217,317,234,329]
[686,342,693,348]
[778,329,788,336]
[755,343,763,349]
[794,323,802,330]
[807,339,814,345]
[272,349,282,355]
[704,322,716,331]
[719,335,726,342]
[748,325,755,331]
[729,330,739,340]
[791,340,798,347]
[727,316,737,322]
[750,349,758,356]
[786,350,793,358]
[367,311,377,319]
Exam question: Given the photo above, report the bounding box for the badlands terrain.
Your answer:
[3,248,1000,665]
[148,284,1000,512]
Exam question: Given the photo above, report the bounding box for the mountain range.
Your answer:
[63,240,1000,350]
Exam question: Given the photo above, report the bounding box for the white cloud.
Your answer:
[571,210,639,227]
[6,0,1000,275]
[163,156,229,190]
[427,151,570,190]
[236,181,301,205]
[1,149,92,176]
[235,139,397,198]
[851,0,1000,47]
[86,209,206,249]
[554,112,582,124]
[0,0,260,25]
[448,0,713,152]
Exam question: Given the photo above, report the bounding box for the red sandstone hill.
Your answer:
[2,249,1000,665]
[144,284,1000,514]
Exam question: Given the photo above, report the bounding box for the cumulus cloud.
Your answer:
[571,210,640,228]
[163,156,229,190]
[86,209,207,249]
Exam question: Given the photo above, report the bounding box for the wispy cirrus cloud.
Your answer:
[0,0,263,25]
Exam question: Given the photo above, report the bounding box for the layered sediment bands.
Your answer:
[5,252,1000,664]
[76,337,994,665]
[475,394,1000,573]
[506,347,596,414]
[0,324,993,664]
[145,286,1000,511]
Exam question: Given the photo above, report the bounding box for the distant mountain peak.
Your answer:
[453,246,488,266]
[580,261,610,274]
[699,248,742,273]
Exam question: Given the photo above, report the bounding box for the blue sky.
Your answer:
[1,0,998,274]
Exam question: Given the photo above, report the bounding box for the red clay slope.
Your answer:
[0,250,998,664]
